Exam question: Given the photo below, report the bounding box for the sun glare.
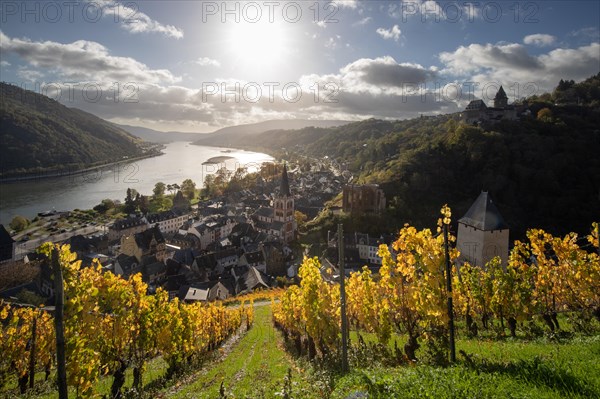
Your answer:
[227,21,287,70]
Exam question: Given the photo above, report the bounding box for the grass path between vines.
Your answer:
[7,302,600,399]
[165,303,600,399]
[163,304,322,399]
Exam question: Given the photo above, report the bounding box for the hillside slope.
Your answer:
[225,76,600,237]
[192,119,350,147]
[0,82,147,177]
[115,123,205,143]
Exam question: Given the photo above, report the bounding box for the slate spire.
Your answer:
[280,163,290,197]
[459,191,508,231]
[494,86,508,108]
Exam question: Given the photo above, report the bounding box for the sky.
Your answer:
[1,0,599,132]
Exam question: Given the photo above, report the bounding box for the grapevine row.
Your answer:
[0,244,252,397]
[273,207,599,363]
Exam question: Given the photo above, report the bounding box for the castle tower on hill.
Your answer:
[456,191,509,270]
[273,164,295,243]
[461,85,517,125]
[494,86,509,108]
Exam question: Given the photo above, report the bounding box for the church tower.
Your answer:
[273,163,295,242]
[456,191,509,270]
[493,86,508,108]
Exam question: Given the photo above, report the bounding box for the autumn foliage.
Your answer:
[0,244,250,397]
[273,208,600,365]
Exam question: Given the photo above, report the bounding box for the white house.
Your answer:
[145,210,191,235]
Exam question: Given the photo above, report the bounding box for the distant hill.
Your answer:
[192,119,350,147]
[0,82,148,178]
[224,75,600,238]
[115,124,206,143]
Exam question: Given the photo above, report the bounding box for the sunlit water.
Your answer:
[0,142,273,222]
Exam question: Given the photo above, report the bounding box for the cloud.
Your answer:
[0,31,455,129]
[0,31,180,85]
[439,43,543,75]
[11,27,597,132]
[332,90,457,116]
[440,41,600,93]
[420,1,445,19]
[26,55,452,131]
[462,3,480,20]
[315,20,327,29]
[333,0,358,9]
[353,17,372,26]
[569,27,600,39]
[295,56,454,119]
[388,1,445,20]
[523,34,556,47]
[16,68,44,81]
[376,25,401,41]
[0,60,10,67]
[325,35,342,50]
[194,57,220,67]
[69,84,215,124]
[92,0,184,39]
[339,56,436,89]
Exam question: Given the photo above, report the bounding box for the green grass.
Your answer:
[331,335,600,399]
[331,363,597,399]
[166,309,600,399]
[339,327,600,398]
[166,305,321,399]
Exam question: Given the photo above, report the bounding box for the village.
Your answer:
[0,88,521,306]
[0,160,405,304]
[0,152,510,308]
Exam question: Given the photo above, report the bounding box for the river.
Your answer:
[0,142,273,223]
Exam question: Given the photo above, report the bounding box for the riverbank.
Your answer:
[0,150,164,183]
[0,142,274,223]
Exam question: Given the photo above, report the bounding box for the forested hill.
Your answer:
[192,119,350,147]
[0,82,147,177]
[230,74,600,238]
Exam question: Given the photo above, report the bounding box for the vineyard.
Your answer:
[273,208,600,366]
[1,209,599,398]
[0,244,253,398]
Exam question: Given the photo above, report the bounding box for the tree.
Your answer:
[203,174,220,198]
[181,179,196,200]
[124,188,136,214]
[93,199,115,214]
[294,211,308,232]
[149,196,172,213]
[138,195,150,214]
[153,182,166,198]
[9,215,29,232]
[214,167,231,189]
[167,183,180,196]
[172,191,191,212]
[225,168,247,193]
[537,107,553,122]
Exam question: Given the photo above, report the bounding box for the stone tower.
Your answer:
[273,163,295,243]
[456,191,509,269]
[493,86,508,108]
